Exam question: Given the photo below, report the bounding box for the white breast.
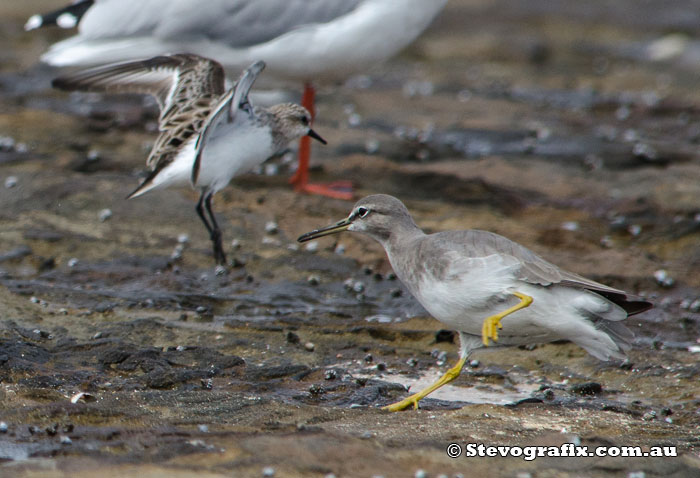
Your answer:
[194,122,274,192]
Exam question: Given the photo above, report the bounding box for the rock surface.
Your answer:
[0,0,699,476]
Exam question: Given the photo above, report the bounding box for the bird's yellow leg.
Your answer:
[482,291,533,346]
[384,356,468,412]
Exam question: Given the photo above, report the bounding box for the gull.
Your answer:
[26,0,449,199]
[53,54,326,265]
[298,194,653,411]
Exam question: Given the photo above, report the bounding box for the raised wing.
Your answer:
[191,60,266,185]
[52,53,226,123]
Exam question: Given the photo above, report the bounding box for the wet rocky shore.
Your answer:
[0,1,699,476]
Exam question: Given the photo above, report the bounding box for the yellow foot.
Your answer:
[383,394,422,412]
[481,292,534,346]
[481,315,503,346]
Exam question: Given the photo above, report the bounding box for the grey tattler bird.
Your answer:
[298,194,652,411]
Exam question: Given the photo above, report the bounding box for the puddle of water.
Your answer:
[353,366,540,406]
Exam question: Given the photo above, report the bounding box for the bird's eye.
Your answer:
[357,207,370,218]
[300,116,310,126]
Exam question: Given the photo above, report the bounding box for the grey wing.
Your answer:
[79,0,363,47]
[52,53,226,123]
[443,230,622,290]
[191,60,266,185]
[446,230,652,315]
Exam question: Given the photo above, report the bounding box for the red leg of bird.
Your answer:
[289,82,353,200]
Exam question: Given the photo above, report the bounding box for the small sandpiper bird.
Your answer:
[26,0,448,200]
[298,194,653,411]
[53,54,326,265]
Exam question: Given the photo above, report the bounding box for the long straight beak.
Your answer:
[307,128,327,145]
[298,217,352,242]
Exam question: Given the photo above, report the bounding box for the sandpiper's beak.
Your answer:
[307,128,327,145]
[298,216,352,242]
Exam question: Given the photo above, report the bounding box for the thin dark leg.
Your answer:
[195,192,214,235]
[204,192,227,265]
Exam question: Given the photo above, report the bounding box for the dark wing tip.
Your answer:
[25,0,94,31]
[622,298,654,316]
[595,290,653,316]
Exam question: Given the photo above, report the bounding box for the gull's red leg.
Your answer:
[289,82,353,200]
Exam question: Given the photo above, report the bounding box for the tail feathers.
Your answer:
[572,319,634,361]
[574,334,626,361]
[126,170,160,199]
[25,1,94,31]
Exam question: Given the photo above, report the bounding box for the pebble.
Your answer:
[87,149,101,162]
[689,299,700,312]
[352,281,365,293]
[347,113,362,127]
[195,306,208,314]
[627,224,642,236]
[324,474,337,478]
[469,359,480,368]
[435,351,448,366]
[0,422,7,433]
[4,176,18,189]
[262,467,276,477]
[70,392,93,404]
[561,221,579,232]
[59,435,72,445]
[653,269,674,288]
[304,342,315,352]
[304,241,319,253]
[414,470,428,478]
[343,278,354,291]
[628,472,646,478]
[262,236,280,246]
[198,424,209,433]
[265,221,279,234]
[334,244,345,255]
[600,235,614,248]
[171,244,185,260]
[231,239,241,249]
[365,138,380,154]
[177,233,190,244]
[642,410,657,421]
[215,265,227,276]
[0,136,15,150]
[98,208,112,222]
[307,275,320,286]
[406,358,418,367]
[264,164,279,176]
[67,258,79,268]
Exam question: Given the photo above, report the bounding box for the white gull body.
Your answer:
[35,0,448,82]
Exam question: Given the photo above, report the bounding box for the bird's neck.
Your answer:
[382,223,424,259]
